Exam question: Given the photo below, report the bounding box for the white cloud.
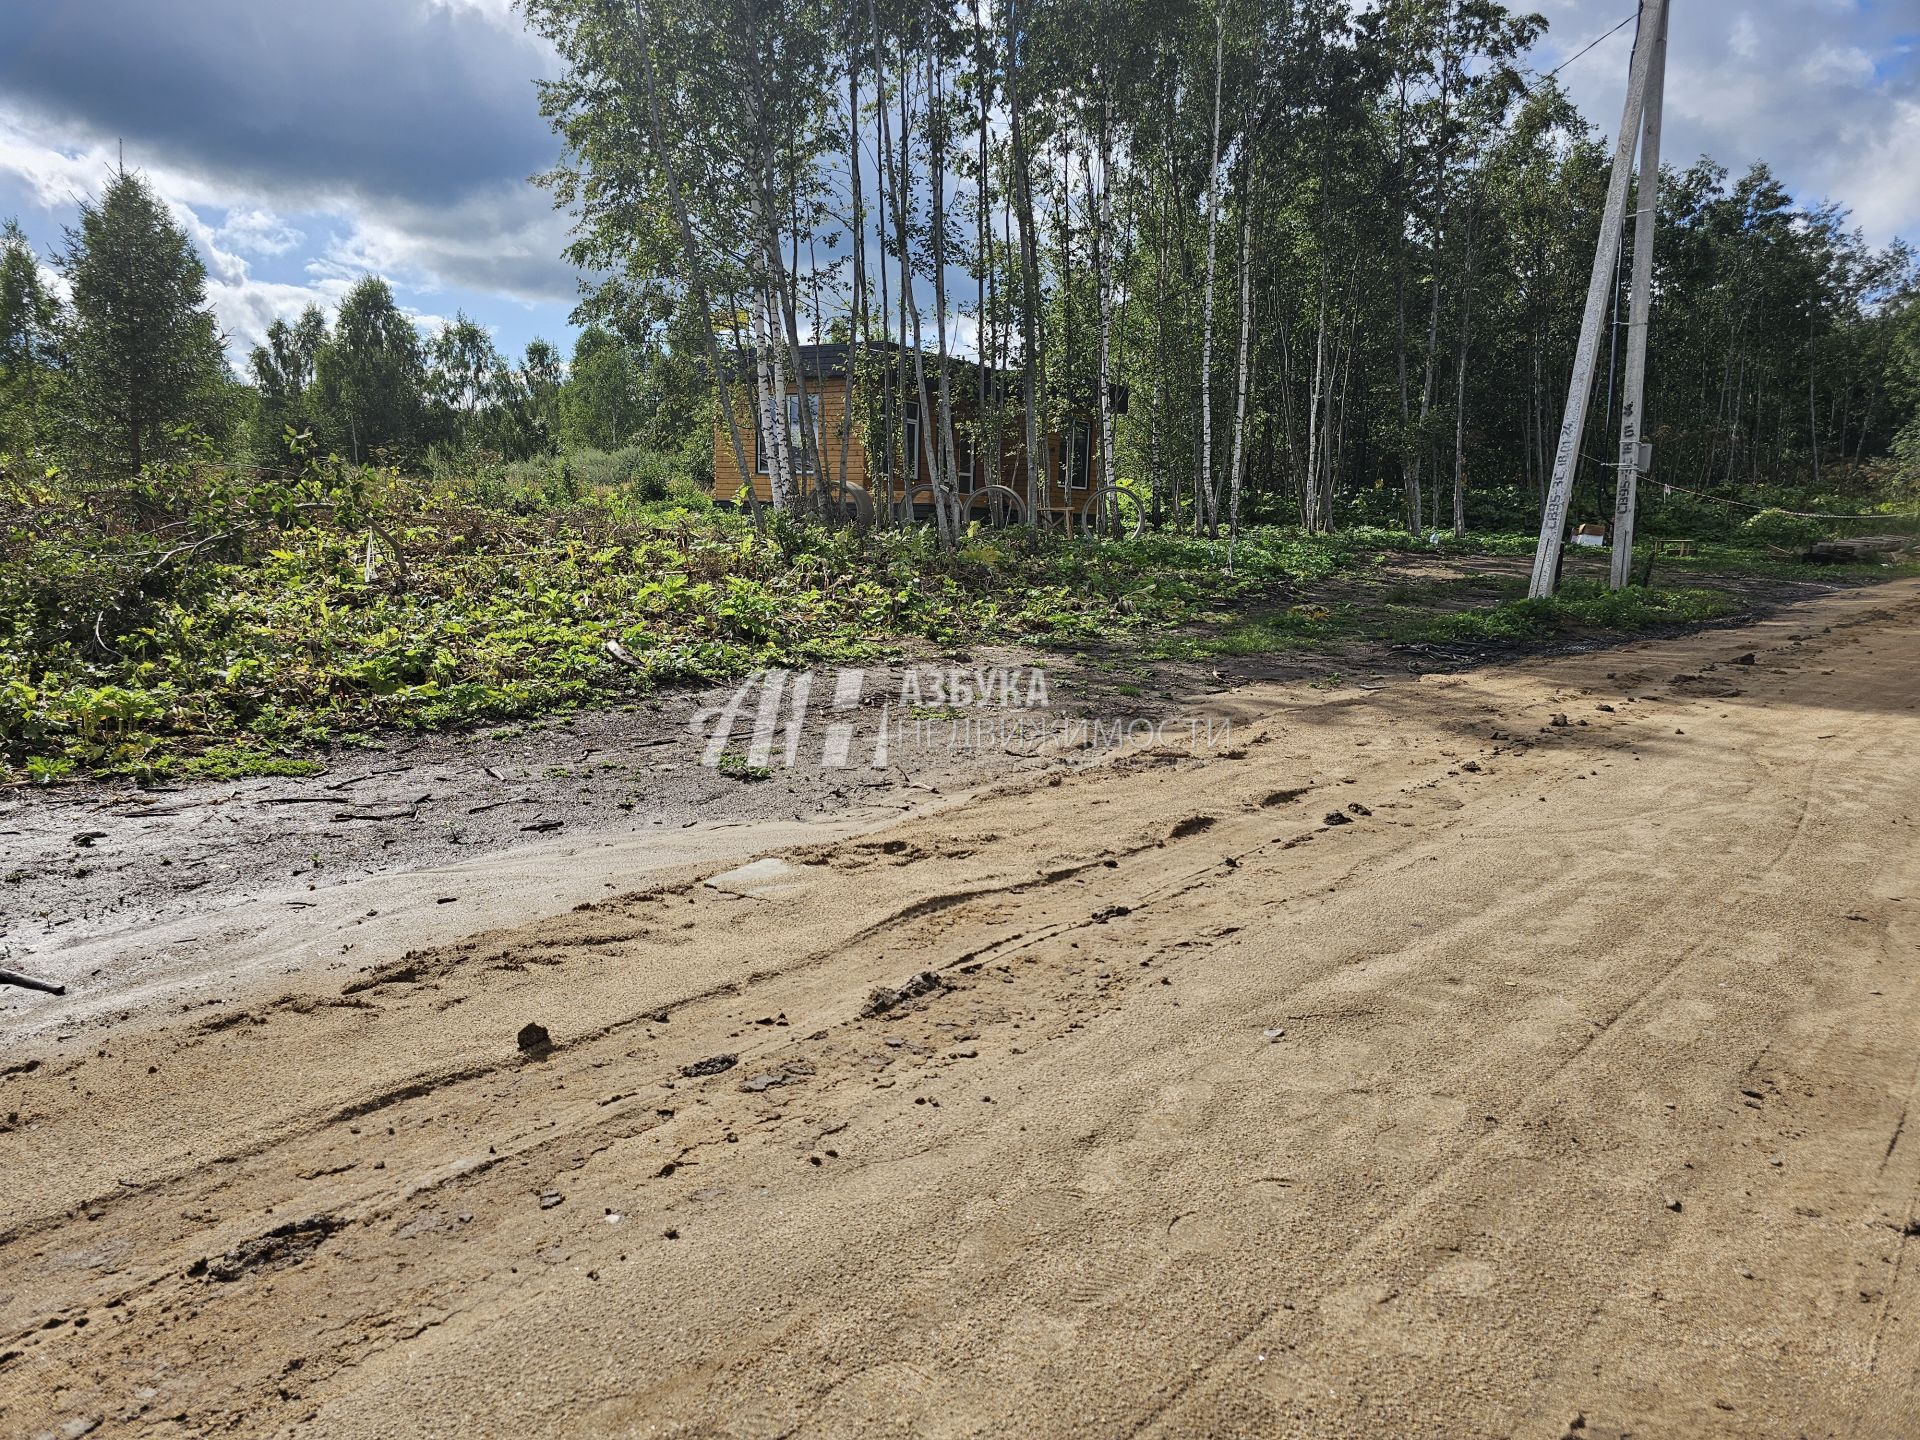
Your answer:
[212,276,356,365]
[1802,44,1876,85]
[1826,97,1920,244]
[153,193,352,358]
[1729,15,1760,64]
[1534,0,1920,246]
[217,207,303,257]
[35,254,70,307]
[424,0,523,27]
[0,120,120,212]
[0,120,329,357]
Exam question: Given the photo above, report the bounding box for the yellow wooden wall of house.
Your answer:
[713,384,876,506]
[712,381,1104,518]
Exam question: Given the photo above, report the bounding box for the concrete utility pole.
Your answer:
[1528,0,1669,599]
[1609,1,1669,589]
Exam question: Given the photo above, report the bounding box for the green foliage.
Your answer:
[557,328,644,451]
[1658,539,1920,583]
[0,463,1393,780]
[422,312,562,459]
[1,450,1897,785]
[426,313,503,426]
[1148,607,1331,659]
[311,277,425,465]
[248,305,329,463]
[55,169,230,474]
[564,444,697,502]
[0,218,61,456]
[715,751,773,781]
[177,744,327,780]
[1741,508,1827,554]
[1399,581,1744,645]
[1887,292,1920,486]
[447,442,710,514]
[249,290,564,470]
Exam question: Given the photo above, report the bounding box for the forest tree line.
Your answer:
[526,0,1920,537]
[4,1,1918,545]
[0,171,702,491]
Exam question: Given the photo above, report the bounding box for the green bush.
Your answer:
[0,445,1828,784]
[1,470,1407,780]
[564,443,709,504]
[1742,508,1826,553]
[1406,581,1743,645]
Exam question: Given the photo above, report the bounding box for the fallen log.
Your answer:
[1809,535,1920,564]
[0,968,66,996]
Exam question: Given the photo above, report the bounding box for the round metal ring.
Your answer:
[1079,483,1145,539]
[965,484,1030,528]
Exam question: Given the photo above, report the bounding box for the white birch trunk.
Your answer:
[1005,0,1046,528]
[1197,6,1226,538]
[1227,181,1254,556]
[1092,108,1118,516]
[842,54,863,511]
[624,0,760,525]
[754,295,794,512]
[1303,272,1328,531]
[928,56,965,531]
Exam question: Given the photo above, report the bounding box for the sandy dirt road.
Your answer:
[4,579,1919,1439]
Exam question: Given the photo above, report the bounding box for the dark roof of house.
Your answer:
[715,340,1127,413]
[722,340,991,381]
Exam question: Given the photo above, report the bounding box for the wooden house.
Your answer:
[711,342,1118,524]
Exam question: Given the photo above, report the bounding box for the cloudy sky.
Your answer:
[0,1,1914,373]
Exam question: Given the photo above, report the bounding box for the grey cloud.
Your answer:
[0,0,561,208]
[0,0,585,319]
[313,181,584,305]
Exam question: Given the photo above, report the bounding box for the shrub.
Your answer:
[1742,508,1826,553]
[565,445,706,503]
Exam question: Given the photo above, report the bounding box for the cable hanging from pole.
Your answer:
[1543,13,1638,81]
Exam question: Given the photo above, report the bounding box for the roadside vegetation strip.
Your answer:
[1144,557,1919,662]
[0,477,1382,782]
[1392,579,1749,645]
[5,461,1912,783]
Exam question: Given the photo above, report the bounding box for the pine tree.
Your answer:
[56,169,228,473]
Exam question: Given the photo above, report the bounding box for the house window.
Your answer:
[756,393,823,475]
[901,401,921,483]
[1067,420,1098,495]
[1055,419,1092,490]
[954,430,976,493]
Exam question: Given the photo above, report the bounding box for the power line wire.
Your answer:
[1644,480,1897,522]
[1577,461,1903,520]
[1545,12,1637,80]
